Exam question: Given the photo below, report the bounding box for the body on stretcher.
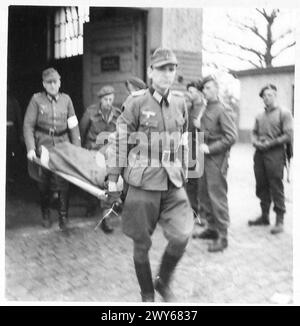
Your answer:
[32,144,123,229]
[34,155,108,200]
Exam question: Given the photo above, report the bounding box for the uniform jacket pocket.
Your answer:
[124,165,147,187]
[140,115,158,129]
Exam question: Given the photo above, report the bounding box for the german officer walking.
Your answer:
[106,48,194,302]
[193,75,237,252]
[23,68,81,230]
[248,84,293,234]
[79,85,121,233]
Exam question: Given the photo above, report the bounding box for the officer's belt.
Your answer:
[36,126,68,137]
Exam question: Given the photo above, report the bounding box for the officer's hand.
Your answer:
[106,181,122,205]
[253,140,265,151]
[27,149,37,161]
[260,141,271,151]
[199,144,210,154]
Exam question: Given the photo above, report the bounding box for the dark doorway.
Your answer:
[6,5,85,229]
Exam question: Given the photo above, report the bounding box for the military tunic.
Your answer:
[79,104,121,151]
[23,92,81,190]
[252,106,293,215]
[107,88,193,254]
[198,99,237,236]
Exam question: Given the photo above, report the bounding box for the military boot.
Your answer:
[134,260,155,302]
[154,251,183,302]
[192,228,218,240]
[58,191,69,231]
[270,213,284,235]
[208,237,228,253]
[42,208,52,228]
[248,213,270,226]
[39,190,52,228]
[100,218,114,234]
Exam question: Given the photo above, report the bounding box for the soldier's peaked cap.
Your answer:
[259,84,277,98]
[97,85,115,98]
[150,48,178,68]
[199,75,217,91]
[42,68,61,81]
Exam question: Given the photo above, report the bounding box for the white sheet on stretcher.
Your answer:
[35,146,123,200]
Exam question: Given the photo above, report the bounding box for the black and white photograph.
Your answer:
[2,0,299,305]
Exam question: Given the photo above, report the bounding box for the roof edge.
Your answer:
[230,65,295,78]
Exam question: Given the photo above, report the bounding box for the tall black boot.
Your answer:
[134,259,155,302]
[100,218,114,234]
[154,251,183,302]
[248,212,270,226]
[39,188,52,228]
[271,213,284,234]
[58,191,69,231]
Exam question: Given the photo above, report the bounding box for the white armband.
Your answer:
[67,115,78,129]
[181,132,189,146]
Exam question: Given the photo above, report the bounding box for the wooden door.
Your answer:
[83,11,146,109]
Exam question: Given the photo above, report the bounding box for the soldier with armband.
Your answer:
[23,68,81,231]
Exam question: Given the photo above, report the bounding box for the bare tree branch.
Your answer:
[273,41,296,58]
[204,47,262,69]
[272,29,293,45]
[209,8,291,68]
[210,35,265,60]
[256,8,268,20]
[227,15,267,43]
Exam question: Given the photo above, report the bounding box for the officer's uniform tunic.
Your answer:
[252,106,293,215]
[23,92,81,190]
[107,88,193,256]
[198,99,237,236]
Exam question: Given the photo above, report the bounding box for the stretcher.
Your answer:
[33,151,121,231]
[33,157,107,200]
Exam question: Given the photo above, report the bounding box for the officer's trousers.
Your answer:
[186,177,200,214]
[121,181,194,263]
[254,148,286,215]
[198,155,229,237]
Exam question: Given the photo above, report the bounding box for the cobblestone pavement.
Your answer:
[5,144,293,303]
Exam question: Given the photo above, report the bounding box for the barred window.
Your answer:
[54,6,89,59]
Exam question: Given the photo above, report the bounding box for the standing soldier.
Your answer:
[248,84,293,234]
[184,81,206,226]
[106,48,194,302]
[193,75,237,252]
[79,85,121,233]
[23,68,81,230]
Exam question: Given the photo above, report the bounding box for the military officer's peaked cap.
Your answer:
[150,48,178,68]
[259,84,277,98]
[42,68,61,81]
[199,75,217,91]
[97,85,115,98]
